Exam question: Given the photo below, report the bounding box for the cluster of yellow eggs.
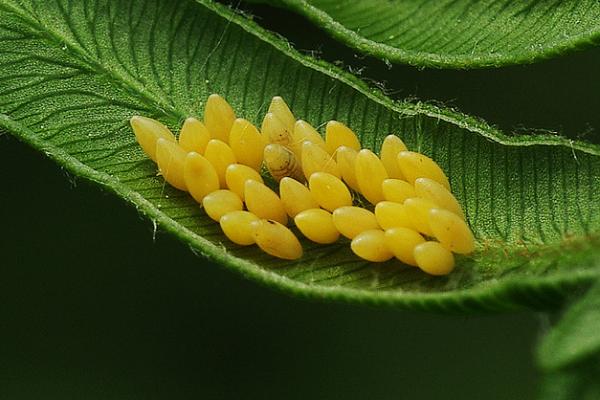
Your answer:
[130,94,475,276]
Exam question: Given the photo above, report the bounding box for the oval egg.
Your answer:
[156,138,188,191]
[413,241,455,276]
[220,211,260,246]
[204,94,236,142]
[178,117,210,154]
[202,189,243,222]
[294,209,340,244]
[374,201,415,231]
[130,116,176,162]
[204,139,237,187]
[397,151,450,189]
[293,120,327,154]
[381,178,416,203]
[309,172,352,212]
[262,112,293,147]
[225,163,264,200]
[325,120,361,154]
[263,143,305,182]
[415,177,464,219]
[335,146,361,192]
[244,180,288,225]
[384,227,425,267]
[351,230,394,262]
[279,177,319,218]
[268,96,296,133]
[380,135,407,179]
[428,208,475,254]
[228,118,266,171]
[184,152,220,203]
[332,206,379,239]
[403,197,438,237]
[355,149,388,204]
[252,219,303,260]
[301,141,341,180]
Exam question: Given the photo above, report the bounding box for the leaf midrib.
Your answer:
[3,111,600,310]
[5,0,600,159]
[2,0,600,311]
[1,0,184,121]
[5,0,600,251]
[279,0,600,68]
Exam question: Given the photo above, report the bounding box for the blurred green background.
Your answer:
[3,1,600,399]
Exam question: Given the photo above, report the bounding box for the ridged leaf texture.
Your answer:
[257,0,600,68]
[1,0,600,311]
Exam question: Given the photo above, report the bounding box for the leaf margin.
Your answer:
[1,0,600,312]
[537,279,600,371]
[255,0,600,69]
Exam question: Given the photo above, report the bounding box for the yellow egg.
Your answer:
[130,116,176,162]
[225,164,264,200]
[183,152,220,203]
[301,141,341,180]
[325,121,361,154]
[228,118,266,171]
[355,149,388,204]
[428,208,475,254]
[403,197,438,237]
[397,151,450,189]
[381,178,416,203]
[251,219,303,260]
[204,94,236,142]
[178,117,210,154]
[219,211,260,246]
[374,201,415,230]
[262,112,293,146]
[413,241,455,276]
[335,146,361,192]
[294,209,340,244]
[263,143,305,182]
[415,177,464,219]
[292,120,327,154]
[279,177,319,218]
[384,227,425,267]
[155,138,187,191]
[204,139,237,187]
[244,180,288,225]
[380,135,407,179]
[332,206,379,239]
[202,190,243,222]
[351,229,394,262]
[268,96,296,133]
[309,172,352,212]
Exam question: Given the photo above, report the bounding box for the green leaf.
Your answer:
[1,0,600,311]
[538,280,600,371]
[538,356,600,400]
[256,0,600,68]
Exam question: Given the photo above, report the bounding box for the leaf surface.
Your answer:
[256,0,600,68]
[538,280,600,371]
[538,355,600,400]
[1,0,600,311]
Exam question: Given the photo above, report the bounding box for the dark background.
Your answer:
[3,1,600,399]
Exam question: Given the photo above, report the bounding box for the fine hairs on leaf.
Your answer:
[257,0,600,69]
[0,0,600,312]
